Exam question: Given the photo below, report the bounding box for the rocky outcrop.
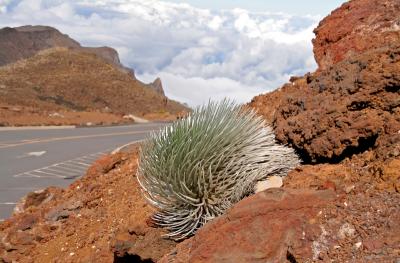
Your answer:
[0,26,99,66]
[0,25,136,76]
[160,186,400,262]
[147,77,165,96]
[240,0,400,261]
[250,0,400,164]
[312,0,400,70]
[254,45,400,163]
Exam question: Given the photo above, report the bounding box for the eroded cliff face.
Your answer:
[0,25,168,95]
[0,26,119,68]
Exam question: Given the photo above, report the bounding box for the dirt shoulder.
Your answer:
[0,145,177,263]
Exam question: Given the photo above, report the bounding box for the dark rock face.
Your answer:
[312,0,400,70]
[0,25,134,75]
[0,26,79,66]
[0,25,170,94]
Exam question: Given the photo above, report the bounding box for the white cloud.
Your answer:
[0,0,319,106]
[0,0,12,13]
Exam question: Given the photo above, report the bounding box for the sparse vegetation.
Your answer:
[138,100,300,240]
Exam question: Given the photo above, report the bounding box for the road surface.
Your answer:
[0,123,167,220]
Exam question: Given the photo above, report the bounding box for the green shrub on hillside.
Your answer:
[138,100,299,240]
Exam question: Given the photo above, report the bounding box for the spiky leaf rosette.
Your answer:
[137,100,299,240]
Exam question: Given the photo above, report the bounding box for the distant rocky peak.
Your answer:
[148,77,165,96]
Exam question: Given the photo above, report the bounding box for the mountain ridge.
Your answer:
[0,25,165,95]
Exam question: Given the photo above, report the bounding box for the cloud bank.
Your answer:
[0,0,320,106]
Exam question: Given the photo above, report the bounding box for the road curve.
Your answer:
[0,123,167,220]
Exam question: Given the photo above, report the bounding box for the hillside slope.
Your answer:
[0,25,167,96]
[0,47,187,126]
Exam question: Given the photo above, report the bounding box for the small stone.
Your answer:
[255,176,283,193]
[338,223,356,239]
[16,214,38,231]
[321,180,336,191]
[345,185,355,194]
[45,207,71,222]
[354,242,362,249]
[363,239,384,251]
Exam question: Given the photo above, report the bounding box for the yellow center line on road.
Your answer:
[0,130,154,149]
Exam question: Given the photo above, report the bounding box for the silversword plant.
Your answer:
[138,100,299,240]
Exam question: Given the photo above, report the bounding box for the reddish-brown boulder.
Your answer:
[251,45,400,163]
[312,0,400,70]
[251,0,400,164]
[160,188,337,263]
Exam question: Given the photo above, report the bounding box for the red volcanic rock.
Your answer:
[313,0,400,70]
[160,188,337,263]
[251,45,400,163]
[160,162,400,262]
[250,0,400,164]
[246,1,400,260]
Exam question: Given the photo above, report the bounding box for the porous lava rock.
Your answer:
[312,0,400,70]
[250,0,400,163]
[270,45,400,163]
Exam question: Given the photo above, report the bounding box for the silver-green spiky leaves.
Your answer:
[137,100,299,240]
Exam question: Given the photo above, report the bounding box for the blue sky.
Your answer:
[164,0,347,16]
[0,0,347,106]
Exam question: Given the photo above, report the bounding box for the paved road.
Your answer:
[0,123,167,220]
